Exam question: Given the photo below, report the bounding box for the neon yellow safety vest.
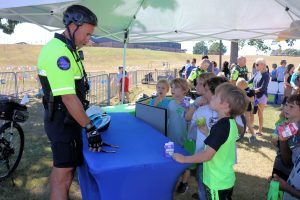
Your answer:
[37,34,85,98]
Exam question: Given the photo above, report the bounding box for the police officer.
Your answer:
[37,5,101,200]
[230,56,249,84]
[187,59,210,89]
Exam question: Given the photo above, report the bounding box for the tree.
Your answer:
[193,41,208,55]
[208,41,227,55]
[0,18,20,34]
[239,39,270,53]
[230,39,296,64]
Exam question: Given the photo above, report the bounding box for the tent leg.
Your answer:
[121,42,127,104]
[219,40,222,71]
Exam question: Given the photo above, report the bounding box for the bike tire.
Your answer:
[0,122,24,181]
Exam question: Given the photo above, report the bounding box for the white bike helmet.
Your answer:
[86,106,111,131]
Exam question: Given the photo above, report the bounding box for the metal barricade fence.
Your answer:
[108,73,118,103]
[87,74,109,106]
[0,72,18,97]
[128,71,138,88]
[137,70,157,84]
[0,69,178,105]
[15,70,40,97]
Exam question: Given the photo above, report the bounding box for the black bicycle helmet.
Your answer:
[63,5,98,27]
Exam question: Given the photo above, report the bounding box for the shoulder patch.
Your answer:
[57,56,70,70]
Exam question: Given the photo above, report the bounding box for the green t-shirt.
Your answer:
[37,36,84,96]
[203,117,238,190]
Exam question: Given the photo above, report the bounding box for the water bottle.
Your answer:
[164,141,174,157]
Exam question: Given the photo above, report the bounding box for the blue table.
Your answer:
[78,113,189,200]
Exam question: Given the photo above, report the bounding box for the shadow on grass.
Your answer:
[233,172,268,200]
[0,99,81,200]
[174,172,269,200]
[237,127,276,162]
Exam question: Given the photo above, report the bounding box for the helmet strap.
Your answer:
[66,25,90,94]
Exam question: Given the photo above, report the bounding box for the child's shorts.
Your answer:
[247,102,252,112]
[256,94,268,105]
[204,185,233,200]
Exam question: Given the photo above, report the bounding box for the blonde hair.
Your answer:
[236,78,248,90]
[215,83,249,117]
[255,58,267,72]
[197,72,215,83]
[156,79,170,92]
[255,58,266,65]
[295,64,300,72]
[170,78,189,94]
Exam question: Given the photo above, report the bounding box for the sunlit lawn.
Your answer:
[0,86,280,200]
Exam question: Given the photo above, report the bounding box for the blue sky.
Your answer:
[1,23,299,55]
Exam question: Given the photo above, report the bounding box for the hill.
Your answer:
[0,44,299,72]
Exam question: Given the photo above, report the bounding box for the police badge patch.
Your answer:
[57,56,70,70]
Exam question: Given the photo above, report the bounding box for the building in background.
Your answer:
[91,37,185,53]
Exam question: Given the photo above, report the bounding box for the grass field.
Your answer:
[0,84,281,200]
[1,44,300,73]
[0,44,291,199]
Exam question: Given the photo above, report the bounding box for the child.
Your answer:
[271,108,292,181]
[119,70,130,103]
[167,78,190,193]
[272,94,300,199]
[185,72,216,121]
[173,82,248,200]
[149,79,170,109]
[236,78,256,143]
[290,64,300,95]
[117,66,123,100]
[190,76,228,200]
[282,64,295,106]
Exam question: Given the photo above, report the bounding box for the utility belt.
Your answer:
[42,95,89,124]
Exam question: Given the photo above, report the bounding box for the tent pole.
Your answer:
[219,40,222,70]
[121,30,128,104]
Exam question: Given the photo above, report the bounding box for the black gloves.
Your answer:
[85,124,102,150]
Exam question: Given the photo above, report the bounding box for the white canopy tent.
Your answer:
[1,0,300,102]
[1,0,300,42]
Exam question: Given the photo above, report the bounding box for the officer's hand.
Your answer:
[86,126,102,152]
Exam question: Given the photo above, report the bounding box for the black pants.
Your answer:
[205,185,233,200]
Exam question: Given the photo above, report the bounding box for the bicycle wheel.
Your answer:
[0,122,24,181]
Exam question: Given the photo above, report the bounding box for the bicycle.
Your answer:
[0,95,28,184]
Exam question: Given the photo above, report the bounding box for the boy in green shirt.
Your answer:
[173,83,248,200]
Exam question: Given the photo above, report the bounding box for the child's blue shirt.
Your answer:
[149,97,171,109]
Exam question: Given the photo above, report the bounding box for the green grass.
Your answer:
[1,44,300,73]
[0,86,281,200]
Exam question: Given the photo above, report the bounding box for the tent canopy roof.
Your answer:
[1,0,300,43]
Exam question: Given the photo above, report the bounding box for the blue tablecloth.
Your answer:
[78,113,189,200]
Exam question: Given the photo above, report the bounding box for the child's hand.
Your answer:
[154,94,165,106]
[180,99,190,108]
[173,153,186,163]
[272,174,287,191]
[278,134,290,142]
[198,124,209,136]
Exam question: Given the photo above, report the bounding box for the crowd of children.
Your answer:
[148,58,300,199]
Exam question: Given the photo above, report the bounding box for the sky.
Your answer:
[1,23,300,55]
